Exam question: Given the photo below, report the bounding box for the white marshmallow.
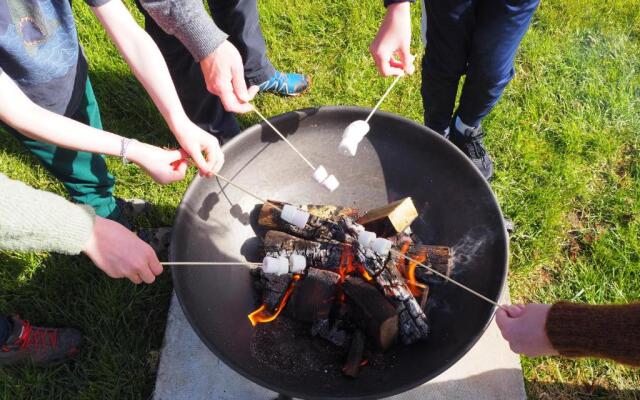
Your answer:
[357,231,377,248]
[280,204,297,225]
[289,254,306,273]
[262,256,289,275]
[339,120,370,156]
[321,175,340,192]
[291,210,310,229]
[371,237,392,256]
[313,165,329,183]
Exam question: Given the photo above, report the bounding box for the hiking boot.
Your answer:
[0,316,82,366]
[450,124,494,180]
[258,71,310,96]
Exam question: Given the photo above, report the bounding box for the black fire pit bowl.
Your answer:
[170,106,508,400]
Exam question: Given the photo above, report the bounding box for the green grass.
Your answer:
[0,0,639,398]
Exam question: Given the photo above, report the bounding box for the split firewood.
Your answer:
[342,330,366,378]
[342,276,398,351]
[259,201,356,242]
[354,243,430,345]
[356,197,418,237]
[286,268,340,322]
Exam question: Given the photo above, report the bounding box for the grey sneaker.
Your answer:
[450,124,494,180]
[0,316,82,366]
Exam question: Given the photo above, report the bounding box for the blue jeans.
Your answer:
[421,0,539,133]
[0,316,10,345]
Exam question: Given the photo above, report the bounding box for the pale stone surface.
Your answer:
[154,287,525,400]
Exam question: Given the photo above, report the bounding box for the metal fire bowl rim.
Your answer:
[169,105,509,400]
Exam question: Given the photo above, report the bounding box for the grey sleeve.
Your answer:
[0,174,96,255]
[139,0,228,62]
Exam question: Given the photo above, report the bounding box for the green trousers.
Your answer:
[4,79,118,218]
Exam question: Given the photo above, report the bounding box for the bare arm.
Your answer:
[0,72,187,184]
[92,0,224,174]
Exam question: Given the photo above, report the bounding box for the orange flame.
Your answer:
[405,247,427,297]
[248,274,301,327]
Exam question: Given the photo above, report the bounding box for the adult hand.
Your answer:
[171,119,225,177]
[83,216,163,284]
[370,2,415,76]
[200,40,259,113]
[495,304,559,357]
[127,141,187,184]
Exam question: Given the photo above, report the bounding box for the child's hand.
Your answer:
[495,304,559,357]
[171,120,225,177]
[127,141,188,184]
[83,216,163,284]
[200,40,260,113]
[370,2,415,76]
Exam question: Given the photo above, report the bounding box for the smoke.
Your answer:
[450,226,493,271]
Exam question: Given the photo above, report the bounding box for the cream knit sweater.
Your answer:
[0,174,95,255]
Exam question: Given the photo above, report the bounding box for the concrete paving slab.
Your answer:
[154,288,525,400]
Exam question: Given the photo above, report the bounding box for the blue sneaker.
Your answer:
[258,71,310,96]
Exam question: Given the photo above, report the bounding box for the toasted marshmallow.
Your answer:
[280,204,297,225]
[289,254,306,273]
[357,231,377,248]
[322,175,340,192]
[291,210,310,229]
[262,256,289,275]
[339,120,370,156]
[371,237,392,256]
[313,165,329,183]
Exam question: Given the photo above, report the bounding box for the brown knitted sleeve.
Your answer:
[545,301,640,367]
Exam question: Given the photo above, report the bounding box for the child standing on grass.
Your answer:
[0,0,226,224]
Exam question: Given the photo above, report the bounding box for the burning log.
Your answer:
[259,202,356,242]
[255,272,293,310]
[410,245,452,284]
[264,231,430,345]
[356,197,418,237]
[342,276,398,351]
[354,243,430,345]
[286,268,340,322]
[342,330,366,378]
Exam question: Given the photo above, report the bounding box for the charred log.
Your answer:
[286,268,340,322]
[263,230,344,271]
[256,272,292,310]
[259,202,354,242]
[342,276,398,351]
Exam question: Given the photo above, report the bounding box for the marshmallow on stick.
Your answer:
[339,75,402,157]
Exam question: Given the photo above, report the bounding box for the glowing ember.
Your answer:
[248,275,301,326]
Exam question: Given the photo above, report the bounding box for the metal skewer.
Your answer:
[251,105,316,171]
[162,261,261,267]
[214,173,282,212]
[389,249,507,311]
[364,75,402,123]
